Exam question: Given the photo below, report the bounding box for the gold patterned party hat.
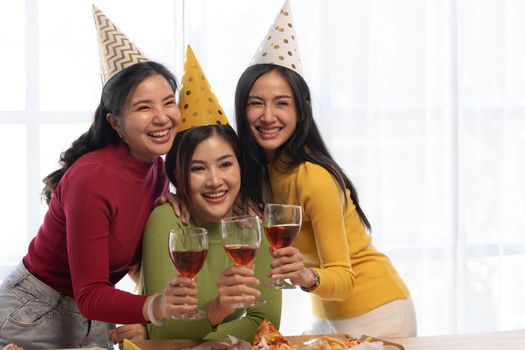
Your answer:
[178,45,229,132]
[92,5,149,86]
[250,0,302,75]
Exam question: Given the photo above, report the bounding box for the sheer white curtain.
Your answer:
[0,0,524,337]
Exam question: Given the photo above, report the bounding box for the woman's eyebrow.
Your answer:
[217,154,235,161]
[131,94,175,107]
[192,154,234,164]
[191,159,206,165]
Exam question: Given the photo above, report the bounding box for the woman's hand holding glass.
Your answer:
[221,215,266,308]
[263,203,302,289]
[269,245,309,286]
[167,227,208,320]
[215,264,262,311]
[162,275,200,318]
[145,273,200,324]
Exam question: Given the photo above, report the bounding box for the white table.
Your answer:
[385,329,525,350]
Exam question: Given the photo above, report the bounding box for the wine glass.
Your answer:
[263,203,302,289]
[168,226,208,320]
[221,215,266,308]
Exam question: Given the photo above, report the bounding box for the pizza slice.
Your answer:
[252,319,292,350]
[3,344,24,350]
[316,335,361,349]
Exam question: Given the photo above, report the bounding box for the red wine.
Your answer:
[224,244,259,266]
[170,249,208,278]
[264,224,300,249]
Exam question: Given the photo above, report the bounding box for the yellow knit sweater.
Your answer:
[268,160,409,319]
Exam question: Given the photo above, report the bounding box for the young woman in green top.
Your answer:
[141,124,281,340]
[111,125,281,345]
[110,45,281,346]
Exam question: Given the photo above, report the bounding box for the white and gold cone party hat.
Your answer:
[178,45,229,132]
[92,5,149,86]
[250,0,302,75]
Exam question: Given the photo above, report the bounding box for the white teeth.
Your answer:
[149,129,169,137]
[204,191,226,198]
[258,127,280,134]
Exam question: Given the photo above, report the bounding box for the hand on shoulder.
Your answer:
[154,192,190,224]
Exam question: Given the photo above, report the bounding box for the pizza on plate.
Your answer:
[252,320,361,350]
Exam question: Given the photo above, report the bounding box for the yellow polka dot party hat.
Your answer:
[92,5,149,86]
[178,45,229,132]
[250,0,302,75]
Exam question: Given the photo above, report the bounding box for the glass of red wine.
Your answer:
[168,226,208,320]
[220,215,266,308]
[263,203,302,289]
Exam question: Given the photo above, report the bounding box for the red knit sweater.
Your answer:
[23,142,168,324]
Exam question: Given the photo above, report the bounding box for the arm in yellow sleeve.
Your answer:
[296,163,356,301]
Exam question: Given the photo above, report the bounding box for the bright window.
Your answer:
[1,0,524,336]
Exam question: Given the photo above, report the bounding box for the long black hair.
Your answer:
[234,64,371,231]
[41,61,178,204]
[165,124,250,215]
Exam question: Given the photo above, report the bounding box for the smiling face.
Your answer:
[245,69,298,161]
[107,74,181,162]
[188,133,241,223]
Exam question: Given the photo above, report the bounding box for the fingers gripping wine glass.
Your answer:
[221,215,266,308]
[263,203,302,289]
[168,227,208,320]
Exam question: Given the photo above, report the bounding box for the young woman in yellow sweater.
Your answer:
[232,0,417,338]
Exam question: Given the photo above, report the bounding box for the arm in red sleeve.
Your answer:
[62,163,148,324]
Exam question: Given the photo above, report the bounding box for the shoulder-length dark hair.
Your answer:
[165,124,249,215]
[41,61,178,204]
[234,64,371,231]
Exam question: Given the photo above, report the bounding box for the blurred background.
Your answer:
[1,0,525,336]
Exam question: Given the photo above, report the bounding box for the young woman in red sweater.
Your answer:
[0,6,200,347]
[0,60,194,349]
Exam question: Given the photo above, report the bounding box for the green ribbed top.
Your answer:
[140,204,281,341]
